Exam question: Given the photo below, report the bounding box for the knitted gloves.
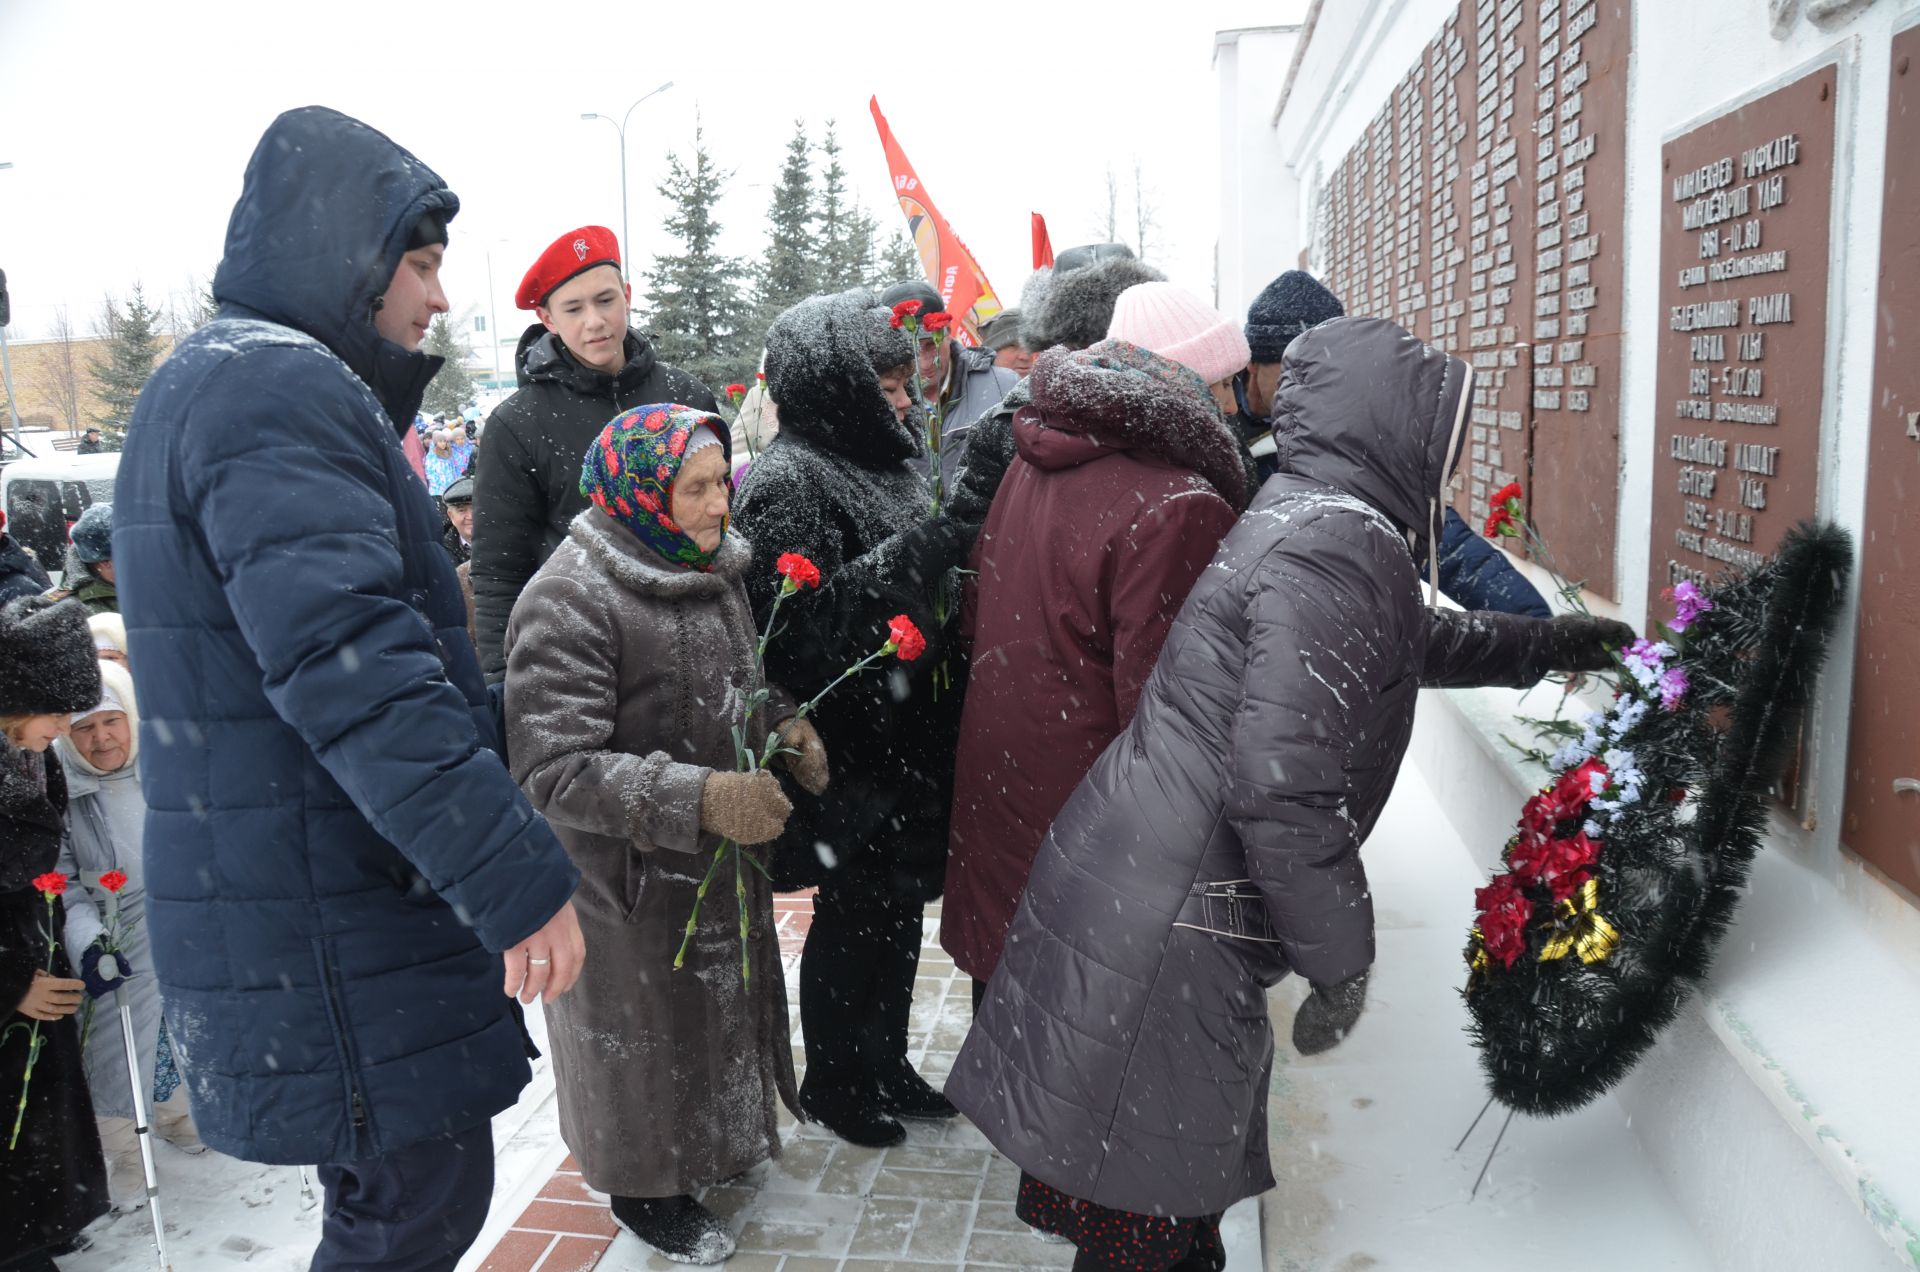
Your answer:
[774,716,831,796]
[699,770,793,845]
[80,940,132,1000]
[1292,970,1370,1056]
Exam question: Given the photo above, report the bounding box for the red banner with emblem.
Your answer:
[869,96,1003,346]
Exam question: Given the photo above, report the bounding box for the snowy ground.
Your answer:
[65,751,1716,1271]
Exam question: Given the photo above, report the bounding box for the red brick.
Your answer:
[537,1172,596,1203]
[559,1153,581,1171]
[535,1234,612,1272]
[477,1229,556,1272]
[515,1199,619,1238]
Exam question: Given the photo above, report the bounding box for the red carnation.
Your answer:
[1473,873,1532,969]
[922,311,953,333]
[891,299,923,320]
[31,872,67,899]
[99,870,128,894]
[885,614,926,661]
[775,552,822,591]
[725,382,747,401]
[1483,482,1524,539]
[754,371,766,381]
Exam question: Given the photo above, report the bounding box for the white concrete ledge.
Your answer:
[1411,686,1920,1270]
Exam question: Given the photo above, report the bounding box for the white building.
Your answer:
[1218,2,1920,1268]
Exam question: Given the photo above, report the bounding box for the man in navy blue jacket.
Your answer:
[114,107,584,1271]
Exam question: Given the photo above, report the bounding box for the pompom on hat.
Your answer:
[0,596,103,718]
[517,226,622,310]
[1106,282,1251,387]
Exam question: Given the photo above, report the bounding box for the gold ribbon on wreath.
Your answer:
[1538,877,1620,965]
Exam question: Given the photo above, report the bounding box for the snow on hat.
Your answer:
[440,474,475,504]
[517,226,621,310]
[1244,270,1345,363]
[70,503,114,564]
[1107,283,1251,387]
[0,596,103,717]
[1024,256,1165,352]
[88,612,126,657]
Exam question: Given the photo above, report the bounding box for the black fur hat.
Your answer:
[1022,256,1165,353]
[0,596,103,717]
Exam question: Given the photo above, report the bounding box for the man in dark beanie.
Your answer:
[1236,270,1549,617]
[111,106,584,1271]
[976,310,1031,376]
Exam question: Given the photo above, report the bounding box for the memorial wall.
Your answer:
[1314,0,1630,599]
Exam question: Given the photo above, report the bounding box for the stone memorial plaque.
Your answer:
[1525,0,1629,597]
[1650,65,1834,621]
[1312,0,1627,599]
[1844,29,1920,896]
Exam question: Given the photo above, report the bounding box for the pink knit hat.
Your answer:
[1105,282,1251,387]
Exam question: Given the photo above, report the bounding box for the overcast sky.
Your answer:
[0,0,1280,351]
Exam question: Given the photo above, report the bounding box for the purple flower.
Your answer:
[1663,580,1714,633]
[1658,665,1689,712]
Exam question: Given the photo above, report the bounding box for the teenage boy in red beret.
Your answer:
[469,226,717,677]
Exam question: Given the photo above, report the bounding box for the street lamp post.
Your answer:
[581,81,674,281]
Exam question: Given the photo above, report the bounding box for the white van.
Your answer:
[0,451,119,581]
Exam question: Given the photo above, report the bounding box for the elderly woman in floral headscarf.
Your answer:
[504,404,830,1267]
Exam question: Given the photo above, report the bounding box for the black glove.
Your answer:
[1292,971,1369,1056]
[1547,614,1637,673]
[893,516,971,590]
[80,940,132,1000]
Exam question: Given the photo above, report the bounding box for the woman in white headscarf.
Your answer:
[55,660,204,1209]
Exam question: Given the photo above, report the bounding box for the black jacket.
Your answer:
[0,534,51,605]
[1,746,108,1259]
[470,327,716,677]
[731,291,974,902]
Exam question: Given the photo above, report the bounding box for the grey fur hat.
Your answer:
[0,596,103,717]
[1022,256,1167,352]
[70,502,114,564]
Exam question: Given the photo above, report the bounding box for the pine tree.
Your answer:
[422,313,477,418]
[880,228,923,288]
[755,120,818,342]
[644,124,754,392]
[90,284,164,445]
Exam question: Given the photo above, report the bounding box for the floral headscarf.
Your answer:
[580,404,733,571]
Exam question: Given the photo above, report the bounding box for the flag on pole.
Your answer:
[869,96,1003,346]
[1032,213,1054,269]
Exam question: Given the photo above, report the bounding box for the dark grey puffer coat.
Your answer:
[947,317,1561,1218]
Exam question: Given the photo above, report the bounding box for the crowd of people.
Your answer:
[0,105,1636,1272]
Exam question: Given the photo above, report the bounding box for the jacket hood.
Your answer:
[1017,339,1250,510]
[57,659,140,780]
[762,289,924,467]
[522,327,659,397]
[211,106,459,427]
[1270,316,1471,538]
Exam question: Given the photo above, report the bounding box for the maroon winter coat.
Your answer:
[941,340,1248,982]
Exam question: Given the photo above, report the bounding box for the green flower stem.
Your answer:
[674,842,733,971]
[7,895,58,1151]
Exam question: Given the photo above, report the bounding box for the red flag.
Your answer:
[870,97,1003,346]
[1032,213,1054,269]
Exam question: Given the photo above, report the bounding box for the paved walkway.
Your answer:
[472,898,1258,1272]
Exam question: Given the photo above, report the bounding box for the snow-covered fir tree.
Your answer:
[90,284,164,445]
[754,121,818,344]
[644,123,754,393]
[421,314,476,418]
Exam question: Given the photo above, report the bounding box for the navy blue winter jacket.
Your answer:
[1436,505,1551,617]
[113,107,579,1166]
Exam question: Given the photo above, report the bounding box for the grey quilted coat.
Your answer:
[947,317,1561,1217]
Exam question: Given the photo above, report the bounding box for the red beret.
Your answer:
[516,226,621,310]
